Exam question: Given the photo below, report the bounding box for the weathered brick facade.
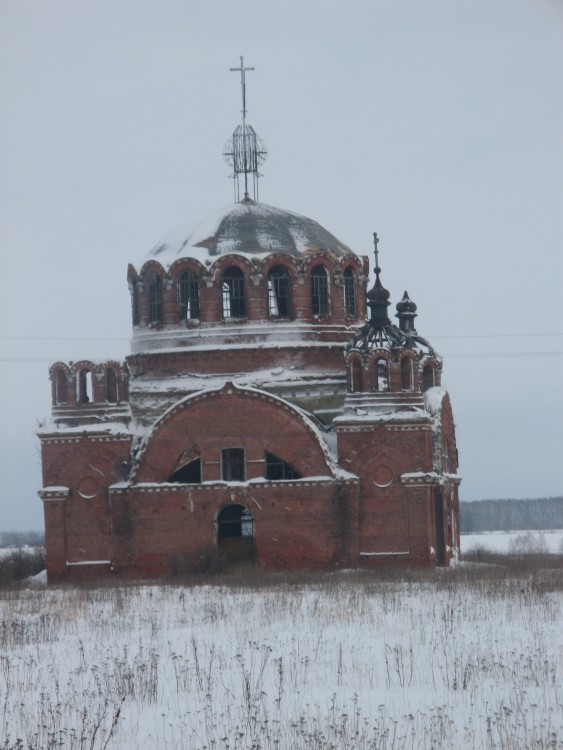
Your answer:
[38,200,460,582]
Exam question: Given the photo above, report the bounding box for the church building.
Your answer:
[38,60,460,582]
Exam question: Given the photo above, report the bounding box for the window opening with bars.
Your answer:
[222,448,246,481]
[311,265,329,316]
[178,269,200,321]
[222,268,246,318]
[343,267,357,316]
[268,266,291,318]
[148,273,163,324]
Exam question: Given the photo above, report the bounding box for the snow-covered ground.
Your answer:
[461,529,563,554]
[1,566,562,749]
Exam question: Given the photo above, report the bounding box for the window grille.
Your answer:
[148,273,163,324]
[178,269,200,321]
[222,268,246,318]
[311,265,329,316]
[268,266,291,318]
[343,267,357,316]
[222,448,246,481]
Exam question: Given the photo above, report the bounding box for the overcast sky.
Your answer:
[1,0,562,530]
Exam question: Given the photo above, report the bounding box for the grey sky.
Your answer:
[1,0,562,530]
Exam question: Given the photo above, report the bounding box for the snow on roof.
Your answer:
[36,421,137,437]
[139,199,355,270]
[131,381,344,479]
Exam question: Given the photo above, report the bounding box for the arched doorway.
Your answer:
[217,504,254,565]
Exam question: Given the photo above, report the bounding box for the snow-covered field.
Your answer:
[1,564,562,749]
[461,529,563,554]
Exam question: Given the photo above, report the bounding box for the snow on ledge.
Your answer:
[423,386,447,415]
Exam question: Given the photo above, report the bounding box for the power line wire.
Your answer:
[1,332,562,343]
[1,352,563,363]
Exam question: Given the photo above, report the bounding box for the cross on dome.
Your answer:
[229,55,255,121]
[224,56,268,203]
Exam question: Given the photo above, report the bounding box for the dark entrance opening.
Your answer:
[217,504,254,565]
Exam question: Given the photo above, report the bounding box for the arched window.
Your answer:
[147,273,163,324]
[401,357,414,391]
[221,268,245,318]
[350,359,363,393]
[268,266,291,319]
[178,269,200,322]
[265,451,301,480]
[343,267,357,317]
[168,458,202,484]
[422,364,435,392]
[311,265,329,316]
[130,281,139,327]
[54,370,67,405]
[375,358,389,392]
[105,368,118,403]
[77,369,93,404]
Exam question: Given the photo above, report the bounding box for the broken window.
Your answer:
[422,364,435,392]
[311,265,329,316]
[178,269,200,321]
[130,281,139,326]
[375,358,389,391]
[343,267,357,316]
[265,451,302,480]
[268,266,291,319]
[168,458,202,484]
[55,370,67,405]
[401,357,414,391]
[222,268,245,318]
[221,448,245,482]
[105,368,118,403]
[77,369,93,404]
[148,273,163,324]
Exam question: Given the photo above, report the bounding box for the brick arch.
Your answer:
[168,257,207,278]
[132,383,335,484]
[208,254,255,279]
[300,252,339,275]
[138,259,167,281]
[49,362,71,406]
[257,254,300,276]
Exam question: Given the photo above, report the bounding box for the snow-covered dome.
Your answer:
[144,198,354,269]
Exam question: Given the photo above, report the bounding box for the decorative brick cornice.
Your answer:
[38,487,70,501]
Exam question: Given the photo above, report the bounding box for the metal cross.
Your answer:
[229,55,255,121]
[373,232,380,270]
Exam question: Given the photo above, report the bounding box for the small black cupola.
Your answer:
[366,232,391,328]
[396,291,418,333]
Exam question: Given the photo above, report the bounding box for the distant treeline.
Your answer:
[460,497,563,533]
[0,530,44,548]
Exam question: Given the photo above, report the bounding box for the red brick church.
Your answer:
[38,61,460,582]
